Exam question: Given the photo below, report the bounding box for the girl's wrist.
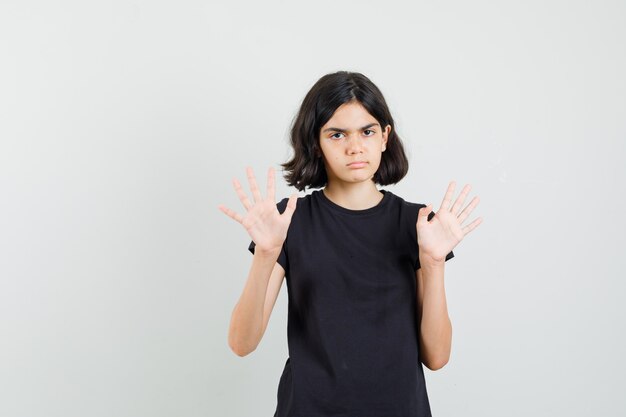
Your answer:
[254,246,282,259]
[418,252,445,268]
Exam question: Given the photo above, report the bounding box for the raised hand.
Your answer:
[218,166,298,254]
[416,181,482,262]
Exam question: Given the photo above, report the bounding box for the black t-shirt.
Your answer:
[248,189,454,417]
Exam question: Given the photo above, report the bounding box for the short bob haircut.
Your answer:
[281,71,409,191]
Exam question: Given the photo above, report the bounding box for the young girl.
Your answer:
[218,71,482,417]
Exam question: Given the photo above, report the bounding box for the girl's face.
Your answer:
[318,101,390,187]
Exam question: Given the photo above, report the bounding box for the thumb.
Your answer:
[281,192,298,222]
[417,204,432,225]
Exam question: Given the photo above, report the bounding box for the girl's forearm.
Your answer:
[417,257,452,370]
[228,248,281,356]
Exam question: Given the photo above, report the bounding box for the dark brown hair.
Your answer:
[281,71,409,191]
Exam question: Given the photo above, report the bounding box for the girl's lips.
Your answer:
[347,162,367,168]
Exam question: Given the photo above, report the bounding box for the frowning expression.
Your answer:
[319,101,390,186]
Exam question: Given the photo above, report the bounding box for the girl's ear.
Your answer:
[382,124,391,152]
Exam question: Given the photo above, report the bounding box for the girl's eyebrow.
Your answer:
[322,123,379,133]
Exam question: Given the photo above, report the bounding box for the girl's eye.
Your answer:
[329,130,375,140]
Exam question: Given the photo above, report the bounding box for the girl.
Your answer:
[218,71,482,417]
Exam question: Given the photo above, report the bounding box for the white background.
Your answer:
[1,0,624,416]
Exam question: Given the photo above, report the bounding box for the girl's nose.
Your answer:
[346,134,363,154]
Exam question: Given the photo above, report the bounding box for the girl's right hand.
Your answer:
[218,166,298,254]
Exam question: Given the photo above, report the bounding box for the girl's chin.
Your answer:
[325,167,378,185]
[332,175,375,184]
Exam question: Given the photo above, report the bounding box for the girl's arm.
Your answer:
[416,257,451,371]
[228,248,285,357]
[414,180,482,370]
[219,166,298,357]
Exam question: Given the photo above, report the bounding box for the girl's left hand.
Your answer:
[416,181,483,262]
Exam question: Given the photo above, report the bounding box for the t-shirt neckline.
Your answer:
[317,188,392,216]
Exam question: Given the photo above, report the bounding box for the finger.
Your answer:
[440,181,456,211]
[218,204,244,224]
[266,167,276,202]
[458,196,480,225]
[247,166,263,204]
[417,204,432,226]
[462,216,483,235]
[281,192,299,222]
[451,184,471,216]
[233,178,253,211]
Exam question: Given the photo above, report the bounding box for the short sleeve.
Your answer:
[247,197,290,272]
[414,209,455,270]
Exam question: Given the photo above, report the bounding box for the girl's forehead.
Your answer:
[325,101,378,126]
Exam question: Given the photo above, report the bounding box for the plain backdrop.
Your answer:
[1,0,625,416]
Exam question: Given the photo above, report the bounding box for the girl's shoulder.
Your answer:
[273,191,315,217]
[382,190,426,210]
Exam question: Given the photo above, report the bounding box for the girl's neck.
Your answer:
[322,181,383,211]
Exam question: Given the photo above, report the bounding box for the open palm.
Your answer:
[416,181,483,262]
[218,166,298,254]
